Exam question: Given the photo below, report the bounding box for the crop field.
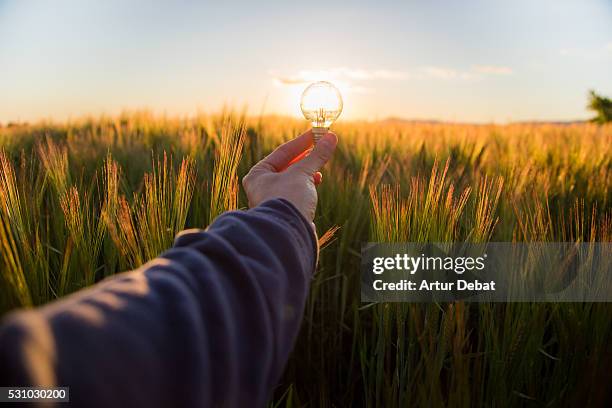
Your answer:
[0,113,611,406]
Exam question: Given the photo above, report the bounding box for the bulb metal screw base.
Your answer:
[312,127,328,144]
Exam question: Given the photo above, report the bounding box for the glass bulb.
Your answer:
[300,81,343,129]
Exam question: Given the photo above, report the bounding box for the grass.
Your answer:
[0,112,611,406]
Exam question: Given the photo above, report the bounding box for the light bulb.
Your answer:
[300,81,343,143]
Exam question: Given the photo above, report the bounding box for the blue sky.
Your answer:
[1,0,611,123]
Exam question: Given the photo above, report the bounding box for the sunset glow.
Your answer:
[0,0,611,123]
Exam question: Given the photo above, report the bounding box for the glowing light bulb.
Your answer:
[300,81,343,143]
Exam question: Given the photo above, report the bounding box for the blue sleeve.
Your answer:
[0,198,318,407]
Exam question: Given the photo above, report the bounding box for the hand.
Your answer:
[242,130,338,222]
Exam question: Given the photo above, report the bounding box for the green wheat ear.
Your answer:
[0,113,610,406]
[0,150,32,307]
[209,118,246,225]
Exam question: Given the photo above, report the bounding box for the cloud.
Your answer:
[418,66,481,80]
[472,65,513,75]
[417,65,513,79]
[355,69,410,80]
[272,76,305,85]
[269,67,410,85]
[419,66,460,79]
[559,48,595,58]
[560,43,612,59]
[270,63,512,89]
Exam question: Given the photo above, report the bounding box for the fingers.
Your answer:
[285,148,312,170]
[255,130,314,172]
[293,132,338,174]
[314,171,322,185]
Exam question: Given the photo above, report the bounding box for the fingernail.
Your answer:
[320,133,336,146]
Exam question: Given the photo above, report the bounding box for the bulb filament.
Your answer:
[316,107,326,127]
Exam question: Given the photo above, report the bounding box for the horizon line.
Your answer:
[0,110,595,128]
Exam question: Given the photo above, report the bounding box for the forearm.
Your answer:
[0,198,317,407]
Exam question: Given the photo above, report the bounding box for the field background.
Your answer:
[0,113,611,406]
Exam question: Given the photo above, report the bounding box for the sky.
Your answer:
[1,0,611,123]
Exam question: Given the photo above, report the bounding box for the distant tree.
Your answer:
[587,90,612,124]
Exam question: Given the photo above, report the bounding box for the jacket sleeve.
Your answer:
[0,198,318,408]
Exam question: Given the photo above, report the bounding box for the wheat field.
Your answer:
[0,113,611,406]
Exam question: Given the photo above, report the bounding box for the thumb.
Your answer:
[293,132,338,174]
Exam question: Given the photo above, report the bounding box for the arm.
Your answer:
[0,199,316,407]
[0,130,337,407]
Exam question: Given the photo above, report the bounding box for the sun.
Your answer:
[271,70,352,121]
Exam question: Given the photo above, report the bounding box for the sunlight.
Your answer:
[272,70,355,121]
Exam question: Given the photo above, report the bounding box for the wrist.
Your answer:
[255,198,319,270]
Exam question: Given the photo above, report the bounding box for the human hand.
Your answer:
[242,130,338,222]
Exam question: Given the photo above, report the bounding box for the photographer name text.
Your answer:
[371,253,495,292]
